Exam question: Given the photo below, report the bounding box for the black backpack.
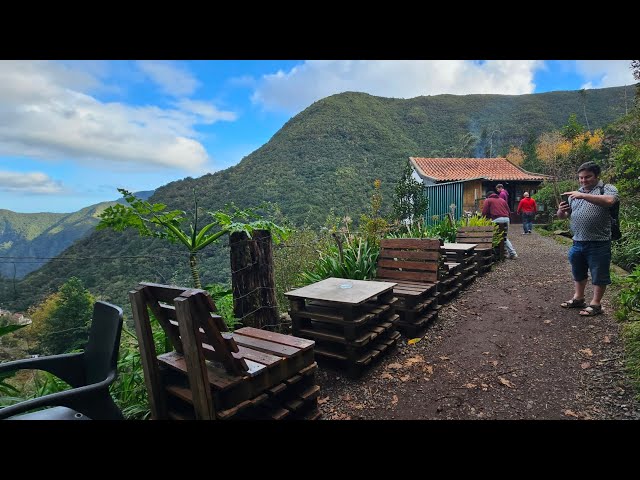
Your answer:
[598,185,622,241]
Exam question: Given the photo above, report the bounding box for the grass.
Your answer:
[622,320,640,401]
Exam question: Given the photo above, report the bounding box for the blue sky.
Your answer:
[0,60,635,213]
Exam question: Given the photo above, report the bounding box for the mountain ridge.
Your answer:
[0,190,155,280]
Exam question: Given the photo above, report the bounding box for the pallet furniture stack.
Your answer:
[286,277,400,378]
[456,226,496,274]
[441,242,478,289]
[130,282,320,420]
[375,238,440,338]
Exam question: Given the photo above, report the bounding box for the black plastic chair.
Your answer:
[0,301,124,420]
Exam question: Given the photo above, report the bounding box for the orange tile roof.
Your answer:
[410,157,550,182]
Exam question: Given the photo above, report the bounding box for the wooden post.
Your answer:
[229,229,278,330]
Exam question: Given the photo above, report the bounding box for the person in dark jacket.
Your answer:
[517,192,537,234]
[482,191,518,259]
[496,184,509,205]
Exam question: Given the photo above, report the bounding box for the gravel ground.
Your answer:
[314,230,640,420]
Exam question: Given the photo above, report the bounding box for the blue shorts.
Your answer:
[568,241,612,285]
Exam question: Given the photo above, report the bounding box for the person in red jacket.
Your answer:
[516,192,537,234]
[482,191,518,259]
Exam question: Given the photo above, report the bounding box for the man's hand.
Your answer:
[562,190,582,200]
[557,200,571,219]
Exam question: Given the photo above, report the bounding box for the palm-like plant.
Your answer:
[98,189,289,288]
[299,237,379,285]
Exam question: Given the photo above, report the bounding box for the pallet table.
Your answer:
[286,277,400,378]
[456,226,495,274]
[441,242,478,289]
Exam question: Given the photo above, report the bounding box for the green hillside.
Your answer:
[0,202,118,279]
[0,86,633,312]
[0,191,155,280]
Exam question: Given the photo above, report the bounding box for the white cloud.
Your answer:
[575,60,636,89]
[174,99,238,124]
[0,170,64,194]
[251,60,543,113]
[0,61,237,172]
[136,61,201,97]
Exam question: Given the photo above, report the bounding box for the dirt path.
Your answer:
[316,231,640,420]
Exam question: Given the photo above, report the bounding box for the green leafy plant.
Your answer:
[98,189,290,288]
[392,162,429,230]
[31,277,94,356]
[0,323,28,404]
[360,179,390,246]
[616,265,640,319]
[204,283,241,331]
[299,236,379,285]
[533,180,578,214]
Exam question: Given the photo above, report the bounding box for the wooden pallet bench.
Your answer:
[130,282,320,420]
[375,238,441,338]
[456,226,496,273]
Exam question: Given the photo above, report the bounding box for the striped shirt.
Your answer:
[568,181,619,241]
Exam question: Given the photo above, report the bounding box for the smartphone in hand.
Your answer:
[560,194,570,204]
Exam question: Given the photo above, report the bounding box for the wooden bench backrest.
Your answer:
[130,282,250,419]
[376,238,441,283]
[456,226,494,250]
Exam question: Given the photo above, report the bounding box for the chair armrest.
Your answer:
[0,353,85,387]
[0,372,116,420]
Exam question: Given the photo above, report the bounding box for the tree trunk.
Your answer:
[229,230,278,330]
[189,253,202,289]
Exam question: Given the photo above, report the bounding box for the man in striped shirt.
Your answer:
[557,161,619,316]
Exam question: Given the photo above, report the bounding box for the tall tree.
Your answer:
[536,131,568,205]
[561,113,585,140]
[505,146,526,166]
[34,277,94,355]
[580,89,591,130]
[392,162,429,229]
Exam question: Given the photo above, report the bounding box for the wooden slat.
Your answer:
[456,231,494,237]
[457,226,494,232]
[377,268,438,283]
[379,249,440,261]
[174,296,215,420]
[143,288,183,354]
[380,238,441,249]
[377,259,439,271]
[295,304,373,326]
[235,326,314,351]
[230,333,301,358]
[184,291,246,375]
[129,287,167,420]
[139,282,199,303]
[456,235,493,243]
[158,351,243,391]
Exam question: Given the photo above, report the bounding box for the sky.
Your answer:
[0,60,636,213]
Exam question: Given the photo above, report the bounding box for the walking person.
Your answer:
[496,184,509,207]
[482,190,518,259]
[558,161,619,316]
[517,192,537,234]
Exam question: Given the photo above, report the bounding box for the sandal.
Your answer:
[579,304,603,316]
[560,298,586,308]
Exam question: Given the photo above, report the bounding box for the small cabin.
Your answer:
[409,157,552,224]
